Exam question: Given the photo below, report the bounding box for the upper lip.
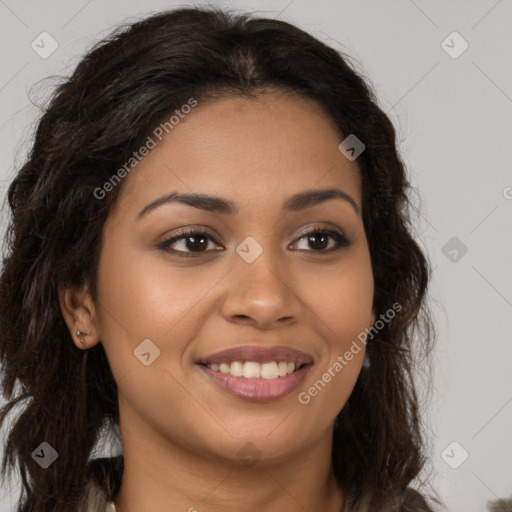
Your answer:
[197,345,314,366]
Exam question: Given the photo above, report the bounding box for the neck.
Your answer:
[113,414,344,512]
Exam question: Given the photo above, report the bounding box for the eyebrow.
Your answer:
[137,188,360,219]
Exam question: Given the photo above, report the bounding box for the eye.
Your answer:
[291,227,352,253]
[157,227,223,257]
[157,225,352,258]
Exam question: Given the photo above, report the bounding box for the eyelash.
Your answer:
[157,226,352,258]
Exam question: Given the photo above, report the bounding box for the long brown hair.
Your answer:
[0,6,439,511]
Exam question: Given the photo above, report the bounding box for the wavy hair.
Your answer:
[0,6,439,512]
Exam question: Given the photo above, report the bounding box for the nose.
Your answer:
[220,254,303,330]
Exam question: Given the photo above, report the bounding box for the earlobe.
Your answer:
[57,283,99,349]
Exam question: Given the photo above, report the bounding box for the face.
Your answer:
[69,91,375,465]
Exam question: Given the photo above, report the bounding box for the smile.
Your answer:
[197,344,314,402]
[198,363,313,402]
[205,360,303,379]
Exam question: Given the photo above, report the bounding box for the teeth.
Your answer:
[277,361,288,377]
[260,362,278,380]
[230,361,244,377]
[243,361,260,379]
[206,360,299,379]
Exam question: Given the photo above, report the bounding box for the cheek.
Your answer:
[318,279,373,335]
[299,254,374,346]
[295,252,372,411]
[296,268,370,424]
[94,241,230,373]
[96,245,194,335]
[311,277,370,382]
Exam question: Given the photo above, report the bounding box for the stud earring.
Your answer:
[76,331,87,346]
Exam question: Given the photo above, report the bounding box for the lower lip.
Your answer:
[198,364,312,402]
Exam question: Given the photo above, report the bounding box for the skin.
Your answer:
[59,90,376,512]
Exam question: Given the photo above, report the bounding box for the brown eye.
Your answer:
[157,226,351,258]
[157,228,223,257]
[291,227,351,253]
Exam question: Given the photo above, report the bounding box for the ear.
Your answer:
[369,309,376,327]
[58,282,100,350]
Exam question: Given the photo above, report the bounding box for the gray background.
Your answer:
[1,1,511,511]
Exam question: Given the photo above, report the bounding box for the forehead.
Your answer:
[111,92,362,219]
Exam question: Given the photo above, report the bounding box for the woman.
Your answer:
[0,6,440,512]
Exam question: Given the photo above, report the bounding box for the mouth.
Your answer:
[202,360,308,379]
[196,345,314,402]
